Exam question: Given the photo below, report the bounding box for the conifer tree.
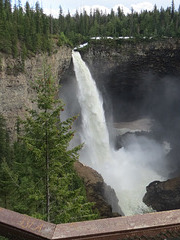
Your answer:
[0,115,13,209]
[13,65,97,223]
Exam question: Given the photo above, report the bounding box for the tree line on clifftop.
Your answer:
[0,0,180,58]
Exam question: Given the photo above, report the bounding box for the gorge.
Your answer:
[62,38,180,214]
[71,49,169,215]
[1,38,180,215]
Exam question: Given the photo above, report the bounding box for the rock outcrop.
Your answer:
[143,177,180,211]
[0,46,72,140]
[74,161,123,218]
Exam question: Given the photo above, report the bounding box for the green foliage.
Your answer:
[0,64,98,223]
[5,65,98,223]
[0,115,10,171]
[0,115,14,209]
[57,32,72,47]
[0,1,180,57]
[0,1,53,58]
[68,32,89,47]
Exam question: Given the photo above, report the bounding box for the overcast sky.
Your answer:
[12,0,179,18]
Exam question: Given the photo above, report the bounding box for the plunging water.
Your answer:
[72,51,111,168]
[72,51,167,215]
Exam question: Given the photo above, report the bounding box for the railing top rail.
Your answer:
[1,207,180,240]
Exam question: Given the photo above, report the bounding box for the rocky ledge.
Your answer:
[74,161,123,218]
[143,177,180,211]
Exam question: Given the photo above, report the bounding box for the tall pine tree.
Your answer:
[13,65,97,223]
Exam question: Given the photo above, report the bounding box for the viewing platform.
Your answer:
[1,207,180,239]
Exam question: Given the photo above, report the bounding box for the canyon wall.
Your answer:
[2,38,180,144]
[0,46,72,140]
[2,38,180,213]
[78,39,180,175]
[80,38,180,121]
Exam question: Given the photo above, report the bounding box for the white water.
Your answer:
[72,51,167,216]
[72,51,111,168]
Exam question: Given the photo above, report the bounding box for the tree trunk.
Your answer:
[45,118,50,222]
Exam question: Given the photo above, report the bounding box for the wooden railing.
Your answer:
[1,207,180,240]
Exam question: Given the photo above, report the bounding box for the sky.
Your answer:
[11,0,179,18]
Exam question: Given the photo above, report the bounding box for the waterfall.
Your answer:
[72,51,111,168]
[72,50,167,216]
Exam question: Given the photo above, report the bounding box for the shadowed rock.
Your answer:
[143,177,180,211]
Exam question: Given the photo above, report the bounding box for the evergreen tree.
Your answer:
[171,0,175,19]
[58,5,65,33]
[13,65,97,223]
[1,0,180,56]
[0,115,13,209]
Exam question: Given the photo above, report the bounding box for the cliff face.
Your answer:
[80,39,180,122]
[77,39,180,175]
[0,46,72,140]
[2,39,180,142]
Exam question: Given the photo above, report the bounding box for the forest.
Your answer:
[0,0,180,58]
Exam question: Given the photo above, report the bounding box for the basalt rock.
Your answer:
[143,177,180,211]
[74,161,123,218]
[80,38,180,123]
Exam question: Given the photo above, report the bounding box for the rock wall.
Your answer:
[2,39,180,143]
[78,38,180,175]
[80,38,180,122]
[61,38,180,175]
[0,46,72,140]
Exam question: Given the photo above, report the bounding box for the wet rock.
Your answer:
[115,131,152,150]
[74,161,123,218]
[143,177,180,211]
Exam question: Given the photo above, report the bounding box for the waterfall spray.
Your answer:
[72,50,167,215]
